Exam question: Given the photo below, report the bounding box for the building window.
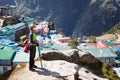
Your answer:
[3,67,7,73]
[7,61,11,65]
[0,60,11,66]
[0,61,7,65]
[105,58,110,63]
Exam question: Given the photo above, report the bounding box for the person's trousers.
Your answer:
[29,45,36,68]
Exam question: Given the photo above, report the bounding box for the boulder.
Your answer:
[41,49,87,62]
[41,49,103,75]
[41,50,69,61]
[41,49,102,66]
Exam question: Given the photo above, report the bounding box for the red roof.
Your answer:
[87,43,96,46]
[96,41,108,48]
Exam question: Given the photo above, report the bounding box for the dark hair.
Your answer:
[30,25,36,30]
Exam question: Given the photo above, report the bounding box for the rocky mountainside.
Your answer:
[0,0,120,36]
[74,0,120,36]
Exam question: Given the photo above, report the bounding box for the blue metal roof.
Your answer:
[49,34,62,39]
[0,39,18,46]
[116,47,120,51]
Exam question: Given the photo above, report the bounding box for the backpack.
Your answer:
[23,39,30,53]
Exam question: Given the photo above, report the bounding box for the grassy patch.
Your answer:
[102,63,120,80]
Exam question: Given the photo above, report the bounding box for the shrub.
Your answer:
[89,36,96,43]
[68,39,79,49]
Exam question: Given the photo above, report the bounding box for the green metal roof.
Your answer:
[50,43,70,50]
[102,40,116,46]
[77,43,117,58]
[0,26,12,33]
[115,59,120,64]
[13,50,29,62]
[115,57,120,63]
[2,26,12,31]
[81,47,117,58]
[13,47,41,62]
[0,23,25,36]
[0,46,15,60]
[77,44,97,50]
[82,48,100,57]
[100,48,117,57]
[45,43,71,50]
[25,18,34,23]
[6,23,25,29]
[0,26,14,36]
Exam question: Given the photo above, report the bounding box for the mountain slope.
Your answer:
[0,0,120,36]
[0,0,15,6]
[74,0,120,36]
[13,0,91,36]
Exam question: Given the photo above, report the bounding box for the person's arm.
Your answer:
[30,34,34,44]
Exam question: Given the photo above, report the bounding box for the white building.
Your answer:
[0,4,17,16]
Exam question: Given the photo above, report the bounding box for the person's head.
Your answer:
[30,25,36,33]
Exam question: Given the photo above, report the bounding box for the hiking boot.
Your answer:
[33,65,37,68]
[29,68,35,71]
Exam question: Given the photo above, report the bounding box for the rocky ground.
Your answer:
[7,49,109,80]
[8,60,107,80]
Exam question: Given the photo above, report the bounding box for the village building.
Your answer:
[0,19,4,28]
[116,34,120,44]
[35,21,49,37]
[0,45,16,74]
[52,37,70,46]
[0,44,31,75]
[0,17,34,41]
[77,44,118,66]
[0,23,26,41]
[96,34,116,41]
[0,4,17,16]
